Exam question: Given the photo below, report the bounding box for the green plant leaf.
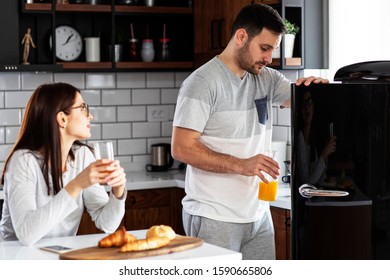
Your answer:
[284,19,300,36]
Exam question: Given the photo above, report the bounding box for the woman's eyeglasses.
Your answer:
[70,103,90,117]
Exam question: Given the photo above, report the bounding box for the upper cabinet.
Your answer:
[0,0,194,72]
[0,0,322,72]
[194,0,305,69]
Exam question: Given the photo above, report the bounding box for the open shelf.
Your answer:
[114,6,192,14]
[116,61,193,69]
[56,3,111,13]
[58,62,112,70]
[24,3,52,11]
[270,57,302,67]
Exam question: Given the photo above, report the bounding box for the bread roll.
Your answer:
[146,225,176,241]
[98,226,137,248]
[120,236,171,252]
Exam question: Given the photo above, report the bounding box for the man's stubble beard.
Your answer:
[235,40,265,75]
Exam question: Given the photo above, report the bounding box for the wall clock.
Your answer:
[54,25,82,61]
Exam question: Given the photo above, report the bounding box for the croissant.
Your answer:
[120,236,171,252]
[98,226,137,248]
[146,225,176,241]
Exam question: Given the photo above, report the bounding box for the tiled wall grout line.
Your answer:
[0,70,295,171]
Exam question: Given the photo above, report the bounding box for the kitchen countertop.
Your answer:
[0,229,242,260]
[0,169,291,210]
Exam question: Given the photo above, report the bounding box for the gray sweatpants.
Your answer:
[182,210,275,260]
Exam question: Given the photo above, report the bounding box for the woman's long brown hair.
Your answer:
[1,82,89,195]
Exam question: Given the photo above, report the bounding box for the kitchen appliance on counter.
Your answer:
[291,61,390,260]
[146,143,174,172]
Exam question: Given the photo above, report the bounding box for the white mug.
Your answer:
[85,37,100,62]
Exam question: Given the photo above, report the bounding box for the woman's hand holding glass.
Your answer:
[92,141,126,198]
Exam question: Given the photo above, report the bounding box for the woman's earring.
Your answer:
[62,125,67,129]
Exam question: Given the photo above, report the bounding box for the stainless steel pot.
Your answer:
[146,143,174,172]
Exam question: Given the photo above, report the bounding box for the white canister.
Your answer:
[141,39,155,62]
[85,37,100,62]
[271,141,287,183]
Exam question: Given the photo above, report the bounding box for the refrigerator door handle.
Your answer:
[299,184,349,198]
[299,184,318,198]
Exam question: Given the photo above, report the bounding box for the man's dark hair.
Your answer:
[231,4,286,40]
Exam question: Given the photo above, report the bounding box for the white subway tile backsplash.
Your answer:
[175,72,191,88]
[102,89,131,105]
[102,123,131,139]
[167,105,176,121]
[0,127,5,144]
[0,70,299,170]
[21,73,53,90]
[118,139,147,155]
[132,122,160,138]
[0,91,4,108]
[132,88,160,105]
[131,155,150,171]
[80,90,101,106]
[161,88,179,104]
[278,107,291,126]
[118,106,146,122]
[161,121,173,137]
[54,73,85,89]
[86,73,116,89]
[90,123,102,140]
[0,109,21,125]
[5,126,20,144]
[147,105,170,122]
[5,91,32,108]
[0,144,13,161]
[146,72,174,88]
[90,107,116,123]
[0,73,21,90]
[117,72,146,88]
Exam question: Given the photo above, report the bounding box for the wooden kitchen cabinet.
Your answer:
[0,0,193,72]
[270,206,291,260]
[193,0,304,69]
[193,0,253,68]
[124,188,171,230]
[77,187,186,236]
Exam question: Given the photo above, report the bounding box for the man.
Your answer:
[171,4,328,259]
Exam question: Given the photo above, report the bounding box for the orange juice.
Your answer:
[258,181,278,201]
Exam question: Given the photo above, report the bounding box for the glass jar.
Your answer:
[158,38,171,61]
[141,39,155,62]
[129,38,139,61]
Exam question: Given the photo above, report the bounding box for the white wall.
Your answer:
[328,0,390,80]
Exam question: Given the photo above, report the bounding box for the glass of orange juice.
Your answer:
[258,150,279,201]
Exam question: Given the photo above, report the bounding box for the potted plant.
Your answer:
[283,19,300,58]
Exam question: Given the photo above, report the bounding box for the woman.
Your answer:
[297,90,336,184]
[0,83,127,246]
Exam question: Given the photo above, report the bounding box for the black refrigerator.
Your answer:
[291,61,390,260]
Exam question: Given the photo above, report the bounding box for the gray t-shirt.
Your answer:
[0,146,126,245]
[173,57,291,223]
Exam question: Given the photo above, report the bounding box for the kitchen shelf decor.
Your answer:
[0,0,193,72]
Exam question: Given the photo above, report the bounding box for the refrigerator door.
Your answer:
[291,83,390,259]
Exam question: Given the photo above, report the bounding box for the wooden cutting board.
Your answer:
[59,236,203,260]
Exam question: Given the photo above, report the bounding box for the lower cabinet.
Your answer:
[77,187,186,236]
[270,206,291,260]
